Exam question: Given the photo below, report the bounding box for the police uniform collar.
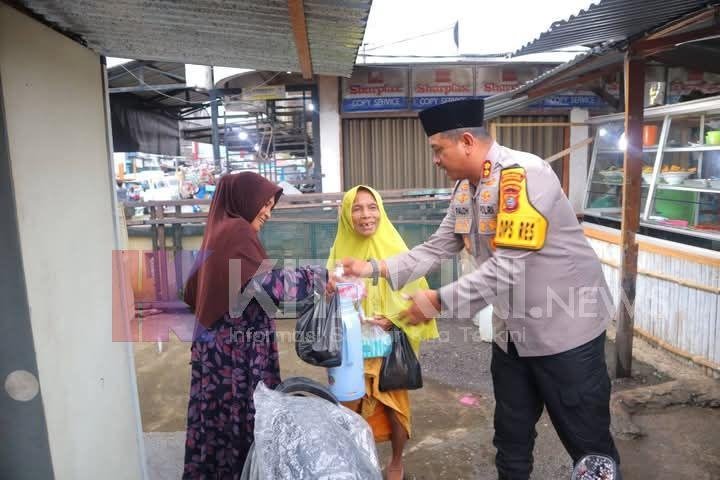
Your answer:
[485,142,501,170]
[486,141,501,164]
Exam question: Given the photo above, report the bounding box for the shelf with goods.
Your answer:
[598,145,720,154]
[584,96,720,246]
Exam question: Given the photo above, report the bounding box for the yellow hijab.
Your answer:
[326,185,439,352]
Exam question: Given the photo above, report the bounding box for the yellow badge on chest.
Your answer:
[494,167,548,250]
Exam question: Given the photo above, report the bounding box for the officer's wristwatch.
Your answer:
[368,258,380,286]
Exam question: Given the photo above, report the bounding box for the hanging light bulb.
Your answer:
[238,130,248,141]
[253,144,260,152]
[599,128,608,137]
[307,103,315,111]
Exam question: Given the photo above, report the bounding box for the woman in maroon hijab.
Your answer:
[182,172,326,478]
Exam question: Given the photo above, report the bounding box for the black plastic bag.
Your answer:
[295,292,343,367]
[379,327,423,392]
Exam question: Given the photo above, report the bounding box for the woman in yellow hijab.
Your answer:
[327,185,439,480]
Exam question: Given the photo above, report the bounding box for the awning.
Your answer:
[512,0,720,57]
[17,0,372,77]
[106,61,198,155]
[488,1,720,120]
[485,46,624,120]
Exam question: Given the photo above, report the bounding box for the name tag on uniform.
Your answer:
[454,206,470,216]
[476,182,499,236]
[453,180,473,234]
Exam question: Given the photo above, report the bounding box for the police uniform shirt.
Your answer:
[383,142,612,356]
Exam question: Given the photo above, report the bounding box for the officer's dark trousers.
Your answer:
[491,332,620,480]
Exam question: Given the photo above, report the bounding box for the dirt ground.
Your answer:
[134,313,720,479]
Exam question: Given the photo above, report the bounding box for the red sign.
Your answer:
[368,71,384,84]
[501,69,518,82]
[435,69,452,83]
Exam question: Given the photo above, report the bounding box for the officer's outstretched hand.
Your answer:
[341,257,373,278]
[400,290,440,325]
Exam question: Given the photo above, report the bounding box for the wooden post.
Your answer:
[173,205,183,299]
[288,0,314,80]
[562,126,570,195]
[616,51,645,378]
[156,205,169,301]
[149,205,159,302]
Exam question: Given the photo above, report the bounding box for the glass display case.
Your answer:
[585,96,720,243]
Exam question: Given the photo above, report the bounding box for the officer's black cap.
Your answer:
[418,98,485,137]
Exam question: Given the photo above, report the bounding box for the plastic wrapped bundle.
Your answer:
[251,382,382,480]
[362,323,392,358]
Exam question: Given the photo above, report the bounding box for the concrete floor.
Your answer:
[136,313,720,479]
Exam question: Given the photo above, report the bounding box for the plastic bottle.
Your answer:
[327,265,366,401]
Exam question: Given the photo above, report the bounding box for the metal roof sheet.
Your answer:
[485,46,623,120]
[108,61,186,88]
[107,61,210,109]
[18,0,371,77]
[512,0,719,57]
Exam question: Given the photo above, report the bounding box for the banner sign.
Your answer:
[241,85,286,101]
[411,67,474,109]
[667,68,720,103]
[341,65,615,113]
[536,92,606,109]
[342,68,409,112]
[475,66,542,97]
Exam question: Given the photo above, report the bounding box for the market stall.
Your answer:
[482,0,720,376]
[581,95,720,376]
[584,96,720,249]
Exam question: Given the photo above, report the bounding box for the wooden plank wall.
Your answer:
[585,226,720,373]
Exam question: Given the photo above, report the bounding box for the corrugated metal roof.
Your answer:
[109,61,186,89]
[107,61,209,109]
[512,0,719,57]
[653,37,720,74]
[484,95,537,121]
[485,46,623,120]
[18,0,371,77]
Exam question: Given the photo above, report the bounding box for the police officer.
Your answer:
[342,98,621,479]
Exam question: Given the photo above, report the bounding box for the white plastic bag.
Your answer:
[473,305,494,343]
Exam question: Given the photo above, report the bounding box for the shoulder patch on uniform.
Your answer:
[494,166,548,250]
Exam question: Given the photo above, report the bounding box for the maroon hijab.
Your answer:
[184,172,282,327]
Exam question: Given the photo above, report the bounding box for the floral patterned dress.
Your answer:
[183,266,325,479]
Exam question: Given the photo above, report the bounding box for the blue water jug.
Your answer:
[327,282,365,402]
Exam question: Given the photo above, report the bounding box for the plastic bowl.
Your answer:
[642,173,656,184]
[599,170,623,181]
[660,171,692,185]
[682,178,708,188]
[705,131,720,145]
